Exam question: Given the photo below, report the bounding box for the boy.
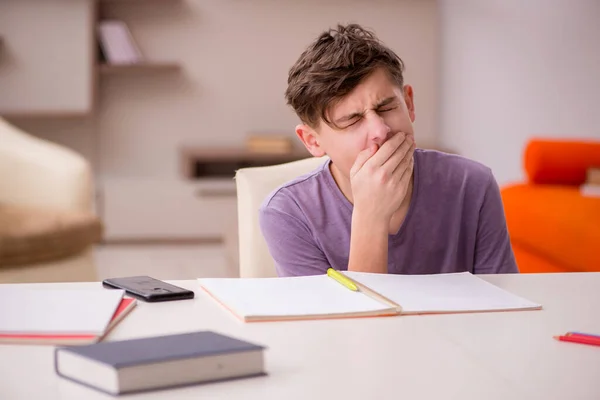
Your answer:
[259,24,518,276]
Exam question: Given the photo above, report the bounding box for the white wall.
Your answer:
[6,0,439,240]
[439,0,600,186]
[94,0,439,179]
[9,0,438,180]
[0,0,94,116]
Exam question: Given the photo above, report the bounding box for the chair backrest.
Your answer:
[235,156,328,278]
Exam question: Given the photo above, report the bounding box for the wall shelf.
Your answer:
[0,1,183,117]
[98,62,181,75]
[179,147,312,179]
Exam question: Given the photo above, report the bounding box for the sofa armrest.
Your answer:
[0,119,93,213]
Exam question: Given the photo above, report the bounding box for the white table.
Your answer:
[1,273,599,399]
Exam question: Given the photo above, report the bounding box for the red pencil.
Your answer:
[566,331,600,339]
[554,334,600,347]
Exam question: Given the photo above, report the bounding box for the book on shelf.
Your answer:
[97,19,144,65]
[55,331,266,395]
[245,135,294,154]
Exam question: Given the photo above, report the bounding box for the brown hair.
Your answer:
[285,23,405,129]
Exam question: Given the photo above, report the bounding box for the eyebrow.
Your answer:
[335,111,363,125]
[374,96,398,108]
[334,96,399,125]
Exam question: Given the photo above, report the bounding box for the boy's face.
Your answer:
[296,67,416,180]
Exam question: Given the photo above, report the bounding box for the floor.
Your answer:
[93,244,234,281]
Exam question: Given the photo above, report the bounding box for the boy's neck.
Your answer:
[329,162,354,204]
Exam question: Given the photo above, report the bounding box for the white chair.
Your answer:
[0,117,99,283]
[234,156,328,278]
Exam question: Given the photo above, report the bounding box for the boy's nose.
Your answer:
[367,112,391,145]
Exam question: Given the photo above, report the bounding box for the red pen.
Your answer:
[554,334,600,347]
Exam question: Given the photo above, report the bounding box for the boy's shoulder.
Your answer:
[260,158,335,215]
[259,149,496,216]
[415,148,494,189]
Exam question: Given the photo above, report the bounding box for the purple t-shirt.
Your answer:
[259,149,519,276]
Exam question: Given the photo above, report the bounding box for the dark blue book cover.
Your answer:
[54,331,266,395]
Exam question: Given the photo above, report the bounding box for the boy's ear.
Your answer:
[403,85,416,122]
[295,124,326,157]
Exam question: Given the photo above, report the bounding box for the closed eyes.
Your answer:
[339,106,398,129]
[377,106,397,113]
[336,96,400,129]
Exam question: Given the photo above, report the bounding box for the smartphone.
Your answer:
[102,276,195,302]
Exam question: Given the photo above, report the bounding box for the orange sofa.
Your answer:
[501,139,600,273]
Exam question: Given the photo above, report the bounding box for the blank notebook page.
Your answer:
[198,275,392,318]
[343,271,541,314]
[0,288,124,334]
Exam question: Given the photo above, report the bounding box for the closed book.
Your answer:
[247,137,291,145]
[54,331,266,395]
[246,136,293,151]
[247,142,293,154]
[97,20,143,65]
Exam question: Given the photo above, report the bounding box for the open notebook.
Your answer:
[197,272,542,322]
[0,298,137,345]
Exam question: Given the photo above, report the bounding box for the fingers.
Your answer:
[381,136,414,175]
[392,139,415,175]
[350,144,378,176]
[366,132,408,167]
[393,149,415,185]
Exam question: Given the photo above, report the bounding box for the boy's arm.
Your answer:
[259,206,331,277]
[259,133,414,276]
[347,207,390,273]
[347,133,415,273]
[474,172,519,274]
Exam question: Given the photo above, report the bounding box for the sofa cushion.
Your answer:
[501,184,600,273]
[511,242,571,273]
[524,139,600,185]
[0,204,102,266]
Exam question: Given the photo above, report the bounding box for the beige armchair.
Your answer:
[0,117,100,283]
[234,156,328,278]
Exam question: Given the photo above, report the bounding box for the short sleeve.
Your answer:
[259,205,331,277]
[474,172,519,274]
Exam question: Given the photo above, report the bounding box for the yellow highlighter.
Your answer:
[327,268,358,291]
